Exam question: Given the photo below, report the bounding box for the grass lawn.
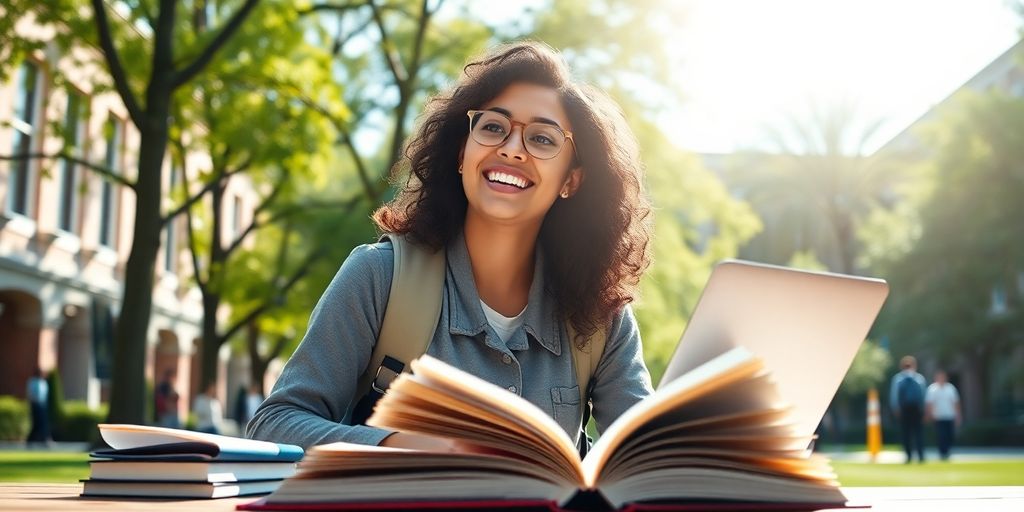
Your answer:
[834,460,1024,486]
[1,451,1023,488]
[0,451,90,483]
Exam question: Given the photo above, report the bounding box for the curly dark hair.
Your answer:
[373,41,652,346]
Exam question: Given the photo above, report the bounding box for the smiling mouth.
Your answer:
[484,170,534,189]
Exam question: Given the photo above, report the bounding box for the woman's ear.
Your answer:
[562,167,583,198]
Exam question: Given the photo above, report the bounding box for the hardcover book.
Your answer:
[82,424,302,499]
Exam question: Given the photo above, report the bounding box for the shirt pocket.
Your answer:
[550,386,582,433]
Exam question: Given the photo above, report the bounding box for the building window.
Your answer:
[58,91,87,233]
[164,165,179,272]
[99,114,123,248]
[7,61,40,216]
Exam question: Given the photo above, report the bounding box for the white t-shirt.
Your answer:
[193,394,224,431]
[480,300,527,344]
[925,382,960,420]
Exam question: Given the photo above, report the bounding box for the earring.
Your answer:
[560,190,569,199]
[458,164,463,174]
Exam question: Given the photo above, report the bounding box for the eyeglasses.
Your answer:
[466,110,576,160]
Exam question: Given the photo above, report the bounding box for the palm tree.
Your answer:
[724,100,910,275]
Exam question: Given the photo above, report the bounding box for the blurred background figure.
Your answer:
[192,382,224,435]
[890,355,927,463]
[25,368,50,444]
[155,370,180,429]
[243,384,264,430]
[926,370,962,461]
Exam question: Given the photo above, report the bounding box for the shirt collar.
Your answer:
[445,231,562,356]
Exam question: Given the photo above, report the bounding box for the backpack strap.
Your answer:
[567,322,607,457]
[349,233,610,445]
[350,234,446,424]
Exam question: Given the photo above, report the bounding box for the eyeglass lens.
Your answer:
[470,111,567,160]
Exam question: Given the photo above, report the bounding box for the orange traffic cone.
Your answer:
[867,387,882,462]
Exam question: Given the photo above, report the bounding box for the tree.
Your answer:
[1,0,262,423]
[301,0,492,203]
[877,90,1024,419]
[203,1,496,387]
[724,101,912,275]
[167,1,352,389]
[223,208,378,391]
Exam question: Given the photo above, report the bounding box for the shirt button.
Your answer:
[507,385,518,394]
[502,354,512,365]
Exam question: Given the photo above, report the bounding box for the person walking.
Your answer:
[25,368,50,444]
[192,382,224,435]
[155,370,181,429]
[890,355,927,463]
[926,370,961,461]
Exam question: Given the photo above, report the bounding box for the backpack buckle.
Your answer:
[371,355,405,394]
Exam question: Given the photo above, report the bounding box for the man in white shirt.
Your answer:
[926,370,961,461]
[193,382,224,435]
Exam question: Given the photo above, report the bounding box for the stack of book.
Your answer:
[81,424,303,499]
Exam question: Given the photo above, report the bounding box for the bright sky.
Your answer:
[665,0,1021,154]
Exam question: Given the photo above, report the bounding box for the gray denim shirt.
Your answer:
[246,234,654,450]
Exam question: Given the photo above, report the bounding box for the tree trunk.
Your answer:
[200,292,222,391]
[246,321,268,392]
[199,176,227,389]
[960,346,990,422]
[106,116,169,424]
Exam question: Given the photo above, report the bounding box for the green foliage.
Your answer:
[46,370,65,429]
[723,102,915,275]
[957,418,1024,446]
[787,250,827,272]
[0,396,29,441]
[54,401,107,444]
[839,340,892,398]
[184,412,197,431]
[632,125,762,383]
[878,90,1024,367]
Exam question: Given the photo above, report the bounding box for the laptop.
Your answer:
[658,259,890,439]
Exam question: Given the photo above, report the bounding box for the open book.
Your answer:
[244,348,846,511]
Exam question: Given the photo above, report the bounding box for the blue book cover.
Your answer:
[92,424,303,462]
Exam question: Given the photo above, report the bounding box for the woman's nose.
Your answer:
[498,126,528,162]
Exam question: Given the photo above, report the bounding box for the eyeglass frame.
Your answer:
[466,109,578,161]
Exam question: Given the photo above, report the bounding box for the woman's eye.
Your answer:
[482,122,506,134]
[530,134,555,146]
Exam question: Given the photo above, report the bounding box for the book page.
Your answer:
[599,467,845,509]
[265,441,577,505]
[98,424,284,457]
[581,347,764,486]
[368,355,583,484]
[598,374,804,478]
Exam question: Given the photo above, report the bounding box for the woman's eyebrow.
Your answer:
[486,107,564,129]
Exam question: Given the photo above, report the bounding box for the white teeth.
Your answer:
[486,171,529,189]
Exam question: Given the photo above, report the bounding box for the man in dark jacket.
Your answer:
[890,355,927,463]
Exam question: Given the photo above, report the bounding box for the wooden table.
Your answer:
[2,483,1024,511]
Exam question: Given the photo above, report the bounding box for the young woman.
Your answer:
[247,42,654,451]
